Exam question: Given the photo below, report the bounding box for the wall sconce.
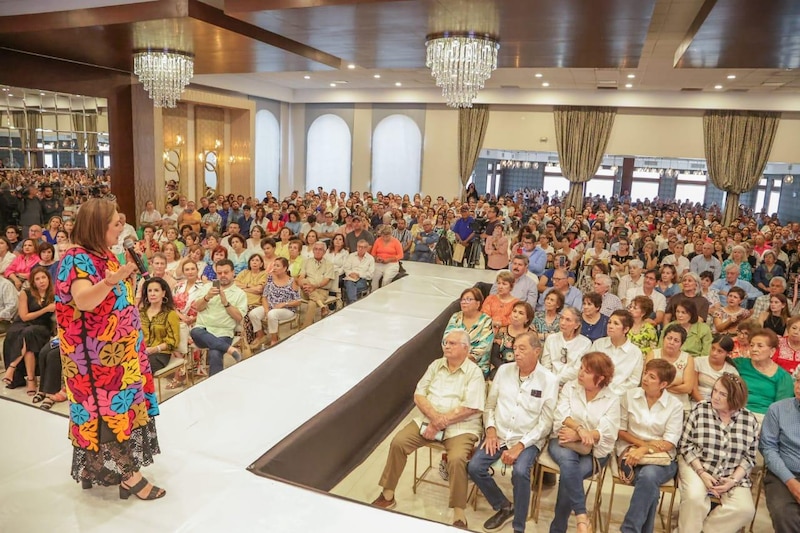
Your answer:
[786,175,794,184]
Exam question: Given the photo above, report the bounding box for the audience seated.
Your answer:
[481,271,519,330]
[249,257,302,349]
[468,331,558,533]
[297,242,335,329]
[444,287,494,378]
[190,259,247,375]
[342,239,375,304]
[370,226,403,290]
[489,255,537,308]
[370,329,485,529]
[759,366,800,533]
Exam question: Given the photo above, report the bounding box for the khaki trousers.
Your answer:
[677,457,755,533]
[378,421,477,509]
[301,287,329,329]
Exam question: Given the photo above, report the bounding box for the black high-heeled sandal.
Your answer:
[32,391,46,403]
[119,477,166,501]
[2,363,16,387]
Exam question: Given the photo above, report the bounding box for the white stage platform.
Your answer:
[0,262,495,532]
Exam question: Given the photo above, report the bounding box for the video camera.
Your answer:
[470,217,488,235]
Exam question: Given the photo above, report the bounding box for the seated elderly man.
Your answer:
[593,273,623,317]
[537,267,582,311]
[490,254,538,307]
[711,263,763,307]
[760,367,800,533]
[343,239,375,304]
[372,329,485,528]
[468,332,558,533]
[617,259,644,303]
[752,276,787,318]
[410,219,440,263]
[296,241,335,329]
[371,226,404,291]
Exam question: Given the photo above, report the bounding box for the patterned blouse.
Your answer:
[679,400,759,488]
[444,311,495,377]
[532,311,560,340]
[721,259,753,282]
[262,275,301,314]
[775,336,800,374]
[627,322,658,354]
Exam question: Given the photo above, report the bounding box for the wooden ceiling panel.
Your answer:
[676,0,800,69]
[0,17,336,74]
[227,0,657,69]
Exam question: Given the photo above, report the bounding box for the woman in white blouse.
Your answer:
[616,359,684,533]
[691,334,738,404]
[549,351,620,533]
[324,233,349,278]
[541,306,592,386]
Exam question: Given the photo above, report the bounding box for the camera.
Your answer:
[470,217,487,234]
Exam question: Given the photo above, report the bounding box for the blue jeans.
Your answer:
[190,327,233,376]
[411,249,435,263]
[344,278,368,304]
[468,442,540,533]
[619,461,677,533]
[548,438,609,533]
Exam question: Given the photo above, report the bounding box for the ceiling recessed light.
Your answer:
[625,83,633,88]
[541,82,550,87]
[373,74,381,79]
[7,94,13,97]
[714,84,723,89]
[39,92,45,96]
[330,83,337,87]
[347,64,355,69]
[627,74,635,79]
[534,73,543,78]
[303,75,311,79]
[395,82,402,87]
[727,74,736,79]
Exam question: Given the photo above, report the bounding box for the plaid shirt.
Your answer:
[679,400,760,488]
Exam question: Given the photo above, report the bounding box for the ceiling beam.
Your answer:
[673,0,717,67]
[189,0,343,69]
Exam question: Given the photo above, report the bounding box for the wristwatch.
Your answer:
[223,302,231,308]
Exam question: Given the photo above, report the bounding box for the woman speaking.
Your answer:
[55,198,165,500]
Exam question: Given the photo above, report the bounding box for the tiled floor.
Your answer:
[332,409,775,533]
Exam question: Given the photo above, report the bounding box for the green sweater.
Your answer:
[732,358,795,415]
[659,321,712,358]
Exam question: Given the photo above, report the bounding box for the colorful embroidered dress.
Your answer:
[55,247,160,485]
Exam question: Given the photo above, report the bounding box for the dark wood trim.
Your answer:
[225,0,404,13]
[189,0,342,69]
[0,0,186,34]
[673,0,718,67]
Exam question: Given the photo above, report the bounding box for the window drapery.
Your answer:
[703,110,780,226]
[554,106,616,213]
[458,104,489,200]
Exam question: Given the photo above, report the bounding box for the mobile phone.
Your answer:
[213,280,220,289]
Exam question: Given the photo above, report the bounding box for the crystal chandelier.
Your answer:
[133,49,195,108]
[425,32,499,108]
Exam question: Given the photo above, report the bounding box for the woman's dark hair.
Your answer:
[211,245,228,259]
[676,298,699,324]
[645,358,677,386]
[274,256,290,270]
[610,309,634,332]
[328,233,346,252]
[459,287,484,306]
[28,266,54,305]
[712,333,735,353]
[663,323,688,344]
[512,301,535,327]
[581,351,615,388]
[699,270,715,283]
[260,237,276,249]
[140,277,175,312]
[631,295,654,318]
[582,291,602,309]
[715,373,749,411]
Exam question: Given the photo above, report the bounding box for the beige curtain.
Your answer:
[11,111,41,168]
[554,106,616,213]
[703,110,780,226]
[458,104,490,200]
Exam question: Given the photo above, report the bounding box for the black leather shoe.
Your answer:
[483,506,514,532]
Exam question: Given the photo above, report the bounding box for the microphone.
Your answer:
[123,238,150,279]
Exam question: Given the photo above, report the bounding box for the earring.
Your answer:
[163,296,168,304]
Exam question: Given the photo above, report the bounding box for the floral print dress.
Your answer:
[55,247,160,486]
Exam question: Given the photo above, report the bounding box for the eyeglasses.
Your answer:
[461,298,477,303]
[560,347,568,365]
[442,340,467,348]
[552,277,567,281]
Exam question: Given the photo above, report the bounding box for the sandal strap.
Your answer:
[124,476,151,495]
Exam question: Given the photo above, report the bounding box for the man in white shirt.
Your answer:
[342,239,375,304]
[626,269,666,325]
[690,241,722,279]
[298,214,321,242]
[590,310,643,396]
[113,213,138,255]
[468,332,558,533]
[317,211,339,241]
[372,329,485,528]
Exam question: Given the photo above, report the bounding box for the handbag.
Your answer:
[618,448,673,485]
[452,242,466,263]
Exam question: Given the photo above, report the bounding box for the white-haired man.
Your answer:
[371,329,485,529]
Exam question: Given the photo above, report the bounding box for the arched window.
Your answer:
[371,114,421,196]
[306,114,351,193]
[254,109,280,199]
